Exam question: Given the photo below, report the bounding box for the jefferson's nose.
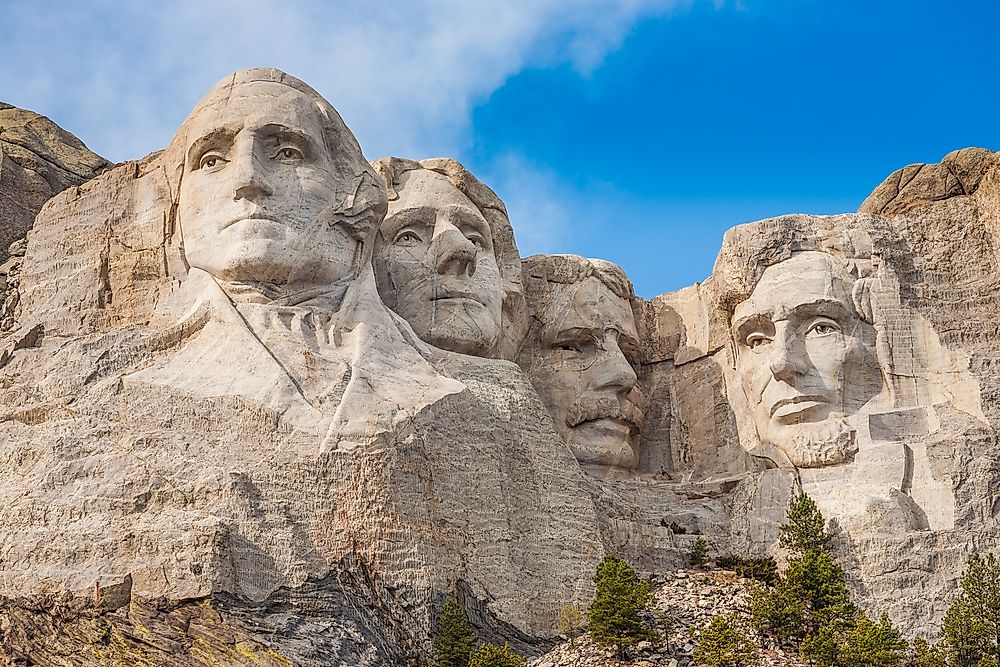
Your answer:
[768,326,809,383]
[433,223,477,277]
[592,334,638,396]
[232,147,272,201]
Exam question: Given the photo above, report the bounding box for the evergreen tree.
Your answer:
[690,537,710,568]
[587,553,655,656]
[779,491,831,555]
[468,642,527,667]
[941,553,1000,667]
[557,603,585,646]
[433,599,477,667]
[693,613,756,667]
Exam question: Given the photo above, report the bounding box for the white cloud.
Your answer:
[0,0,681,162]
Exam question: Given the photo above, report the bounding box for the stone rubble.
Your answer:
[531,569,806,667]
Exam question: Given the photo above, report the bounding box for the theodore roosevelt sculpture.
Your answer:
[517,254,645,475]
[370,157,523,358]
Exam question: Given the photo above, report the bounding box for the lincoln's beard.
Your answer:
[767,417,856,468]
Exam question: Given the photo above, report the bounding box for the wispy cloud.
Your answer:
[0,0,681,162]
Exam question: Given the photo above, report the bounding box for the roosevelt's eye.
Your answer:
[275,147,304,162]
[394,230,423,246]
[198,152,228,171]
[745,333,770,350]
[806,319,840,337]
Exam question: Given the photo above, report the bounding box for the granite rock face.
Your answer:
[1,69,998,663]
[0,103,110,332]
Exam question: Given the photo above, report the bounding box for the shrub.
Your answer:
[557,603,585,646]
[941,553,1000,667]
[433,599,477,667]
[910,637,948,667]
[800,612,906,667]
[690,537,710,568]
[587,554,655,655]
[779,491,831,555]
[750,548,854,641]
[468,642,527,667]
[693,613,756,667]
[715,555,779,585]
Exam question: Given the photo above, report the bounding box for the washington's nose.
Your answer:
[768,328,809,383]
[232,150,272,202]
[593,334,638,396]
[433,224,477,277]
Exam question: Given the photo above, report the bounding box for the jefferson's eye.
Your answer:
[394,230,423,246]
[807,320,840,337]
[468,235,487,250]
[275,147,304,162]
[745,333,770,350]
[198,153,227,170]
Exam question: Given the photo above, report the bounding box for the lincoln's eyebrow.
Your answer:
[381,206,435,237]
[186,128,235,169]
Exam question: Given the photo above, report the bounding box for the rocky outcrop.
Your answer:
[0,102,109,331]
[1,69,998,663]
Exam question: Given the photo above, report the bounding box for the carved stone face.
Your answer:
[375,168,503,356]
[731,251,883,467]
[521,277,641,470]
[178,81,358,289]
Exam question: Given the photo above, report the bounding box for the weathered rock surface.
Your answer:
[1,70,998,664]
[0,103,109,332]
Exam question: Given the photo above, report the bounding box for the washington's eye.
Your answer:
[275,146,304,162]
[394,230,423,246]
[807,320,840,337]
[198,152,227,170]
[745,333,770,350]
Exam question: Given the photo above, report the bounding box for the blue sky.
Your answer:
[2,0,998,297]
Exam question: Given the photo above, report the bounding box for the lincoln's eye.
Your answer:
[198,152,227,170]
[468,235,487,250]
[394,230,422,246]
[807,320,841,337]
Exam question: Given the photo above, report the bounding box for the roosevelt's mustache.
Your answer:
[566,394,645,429]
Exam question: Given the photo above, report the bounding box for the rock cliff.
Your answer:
[0,70,997,664]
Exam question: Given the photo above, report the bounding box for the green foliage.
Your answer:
[690,537,710,568]
[693,613,756,667]
[800,612,905,667]
[433,599,477,667]
[468,642,527,667]
[750,548,854,641]
[941,553,1000,667]
[661,518,687,534]
[715,555,779,585]
[587,554,655,652]
[910,637,948,667]
[557,603,585,646]
[779,491,831,555]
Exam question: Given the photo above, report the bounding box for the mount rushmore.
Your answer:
[1,69,998,664]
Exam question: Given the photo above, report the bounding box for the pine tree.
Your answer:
[941,553,1000,667]
[693,613,756,667]
[557,603,585,646]
[468,642,527,667]
[690,537,710,568]
[433,598,477,667]
[779,491,831,555]
[587,553,655,656]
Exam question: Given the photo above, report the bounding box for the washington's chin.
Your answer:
[568,418,638,469]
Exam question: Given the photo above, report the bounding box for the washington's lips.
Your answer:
[769,395,826,419]
[222,211,280,230]
[430,289,485,306]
